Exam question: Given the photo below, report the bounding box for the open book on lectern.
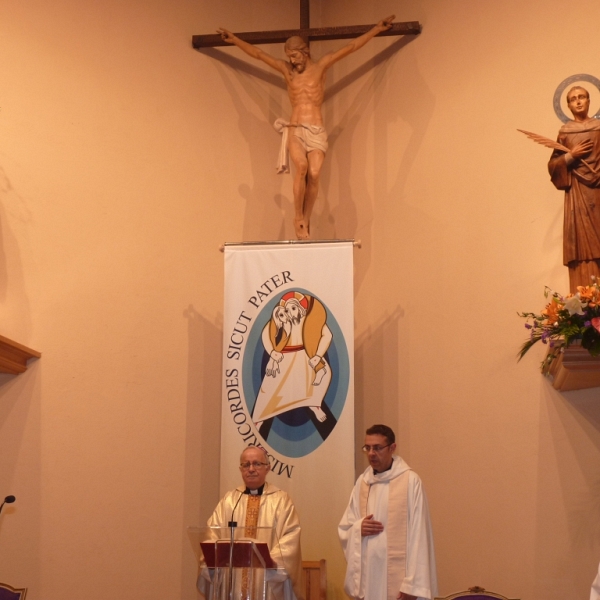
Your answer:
[187,526,282,568]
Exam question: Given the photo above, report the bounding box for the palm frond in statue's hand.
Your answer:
[517,129,597,174]
[517,129,570,153]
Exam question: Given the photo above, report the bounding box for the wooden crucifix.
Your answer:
[193,2,421,240]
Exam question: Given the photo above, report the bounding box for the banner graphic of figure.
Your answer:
[243,288,349,459]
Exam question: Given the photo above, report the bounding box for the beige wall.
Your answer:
[1,0,600,598]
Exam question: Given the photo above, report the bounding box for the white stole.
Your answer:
[359,471,410,600]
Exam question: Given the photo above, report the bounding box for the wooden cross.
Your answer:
[192,0,421,49]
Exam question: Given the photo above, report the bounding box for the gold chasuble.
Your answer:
[198,483,303,600]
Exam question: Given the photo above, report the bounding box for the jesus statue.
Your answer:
[217,15,395,239]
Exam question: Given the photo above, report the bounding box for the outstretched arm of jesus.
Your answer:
[318,15,395,70]
[217,28,288,75]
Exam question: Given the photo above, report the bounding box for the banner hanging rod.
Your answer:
[219,239,361,252]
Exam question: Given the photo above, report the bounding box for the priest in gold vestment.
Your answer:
[197,447,303,600]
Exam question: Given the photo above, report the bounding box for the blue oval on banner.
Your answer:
[242,289,350,458]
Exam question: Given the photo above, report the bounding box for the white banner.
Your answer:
[220,241,355,565]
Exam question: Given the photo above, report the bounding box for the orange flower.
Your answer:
[577,285,600,307]
[542,299,562,325]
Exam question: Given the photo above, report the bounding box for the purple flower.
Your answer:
[525,323,532,329]
[585,321,591,327]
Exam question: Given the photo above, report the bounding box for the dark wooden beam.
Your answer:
[193,21,422,49]
[300,0,310,29]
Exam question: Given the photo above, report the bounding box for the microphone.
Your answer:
[0,495,16,515]
[228,491,244,528]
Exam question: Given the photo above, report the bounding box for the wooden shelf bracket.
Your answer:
[0,335,41,375]
[546,342,600,392]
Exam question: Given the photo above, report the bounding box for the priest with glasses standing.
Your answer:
[338,424,437,600]
[197,446,303,600]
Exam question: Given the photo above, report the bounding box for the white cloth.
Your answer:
[274,118,291,174]
[253,345,331,423]
[591,561,600,600]
[338,456,438,600]
[274,119,328,174]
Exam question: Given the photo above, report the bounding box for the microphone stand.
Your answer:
[227,519,236,600]
[227,491,243,600]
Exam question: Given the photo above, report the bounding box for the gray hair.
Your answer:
[240,445,270,462]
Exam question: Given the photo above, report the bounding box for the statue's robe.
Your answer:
[549,118,600,290]
[338,456,437,600]
[253,295,331,423]
[198,483,303,600]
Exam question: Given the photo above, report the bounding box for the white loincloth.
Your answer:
[274,119,329,174]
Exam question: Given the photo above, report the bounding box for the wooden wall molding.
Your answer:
[0,335,41,375]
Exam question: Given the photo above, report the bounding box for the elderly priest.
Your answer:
[197,446,303,600]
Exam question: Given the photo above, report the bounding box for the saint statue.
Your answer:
[548,86,600,291]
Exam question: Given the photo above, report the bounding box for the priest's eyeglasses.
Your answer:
[361,444,391,453]
[240,461,270,470]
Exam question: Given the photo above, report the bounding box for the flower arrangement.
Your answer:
[518,278,600,372]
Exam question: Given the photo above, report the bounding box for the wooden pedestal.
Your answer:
[546,343,600,391]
